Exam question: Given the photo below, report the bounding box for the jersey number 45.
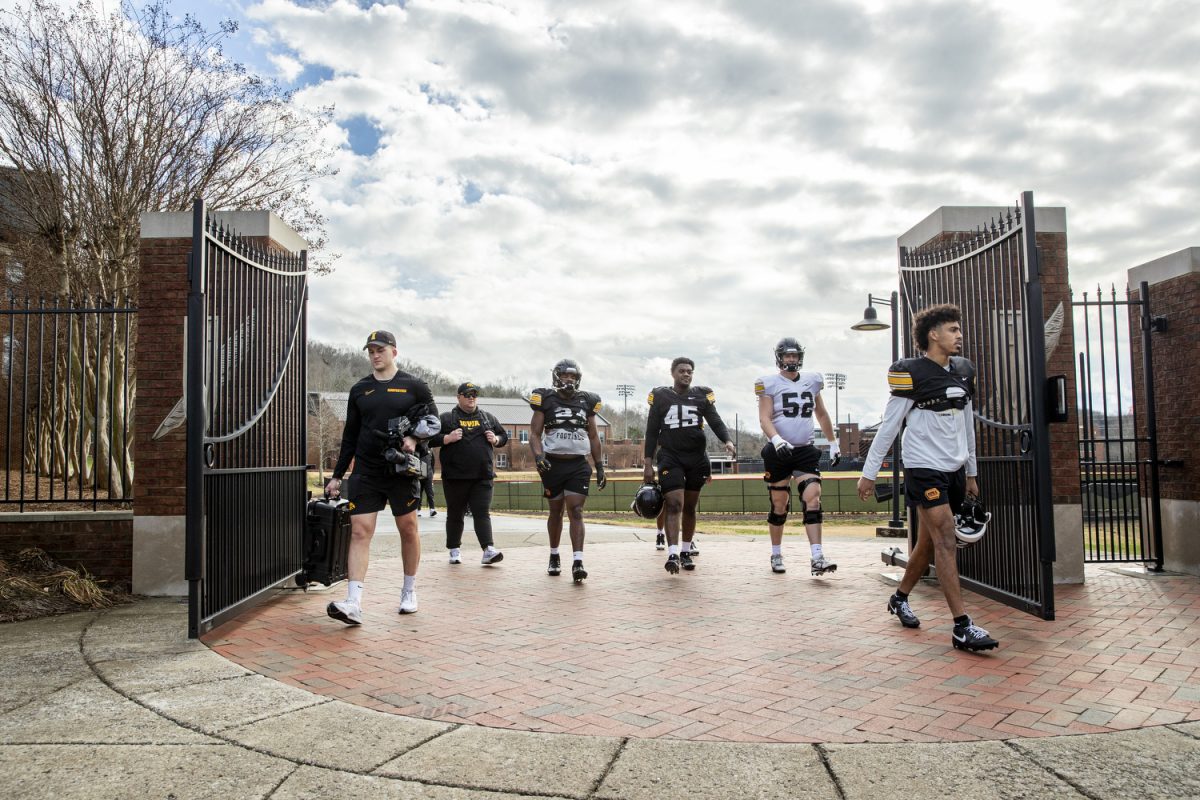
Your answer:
[664,405,700,428]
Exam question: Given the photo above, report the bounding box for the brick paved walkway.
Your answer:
[205,536,1200,744]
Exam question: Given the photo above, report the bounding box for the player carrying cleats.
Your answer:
[810,556,837,576]
[770,554,786,573]
[952,619,999,652]
[326,600,362,626]
[547,553,561,576]
[888,594,920,628]
[679,550,695,571]
[665,554,680,574]
[572,560,588,583]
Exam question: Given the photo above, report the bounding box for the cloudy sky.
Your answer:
[126,1,1200,427]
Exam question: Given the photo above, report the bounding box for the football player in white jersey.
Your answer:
[857,304,998,652]
[755,338,841,576]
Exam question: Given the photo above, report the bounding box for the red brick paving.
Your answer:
[204,538,1200,743]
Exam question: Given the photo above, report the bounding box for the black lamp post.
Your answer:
[852,291,905,532]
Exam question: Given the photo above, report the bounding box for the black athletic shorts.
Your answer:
[761,443,822,484]
[346,471,422,517]
[540,455,591,499]
[657,449,710,493]
[905,467,966,510]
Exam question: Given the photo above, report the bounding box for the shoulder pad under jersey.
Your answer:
[695,385,716,403]
[886,359,920,396]
[528,388,550,411]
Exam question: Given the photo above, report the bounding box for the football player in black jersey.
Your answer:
[529,359,606,583]
[643,357,736,575]
[324,330,441,624]
[857,305,999,652]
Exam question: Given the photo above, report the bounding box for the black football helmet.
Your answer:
[552,359,582,396]
[630,483,665,519]
[954,495,991,548]
[775,337,805,372]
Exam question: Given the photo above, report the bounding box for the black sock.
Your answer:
[893,590,908,601]
[954,614,970,627]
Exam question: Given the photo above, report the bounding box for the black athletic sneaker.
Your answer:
[687,541,699,557]
[547,553,561,576]
[952,619,999,652]
[655,533,666,550]
[887,594,920,628]
[679,551,695,571]
[665,554,680,574]
[572,560,588,583]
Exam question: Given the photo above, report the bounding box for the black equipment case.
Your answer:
[297,493,352,588]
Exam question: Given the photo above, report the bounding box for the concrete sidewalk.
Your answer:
[2,517,1199,799]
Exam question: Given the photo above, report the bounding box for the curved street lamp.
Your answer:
[851,291,905,533]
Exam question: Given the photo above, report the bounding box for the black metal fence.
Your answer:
[186,200,308,638]
[1074,282,1163,568]
[0,295,136,510]
[478,475,906,515]
[898,192,1056,620]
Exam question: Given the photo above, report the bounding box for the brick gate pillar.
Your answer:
[134,211,308,595]
[1129,247,1199,576]
[898,205,1084,584]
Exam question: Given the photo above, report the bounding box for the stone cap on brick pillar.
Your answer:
[899,205,1067,249]
[139,210,309,254]
[1129,246,1200,285]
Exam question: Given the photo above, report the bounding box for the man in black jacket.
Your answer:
[430,383,509,565]
[324,330,440,624]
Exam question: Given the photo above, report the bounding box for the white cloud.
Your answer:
[219,0,1200,429]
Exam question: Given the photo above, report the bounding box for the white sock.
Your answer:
[668,544,680,556]
[657,529,665,536]
[811,543,824,560]
[682,541,693,553]
[573,550,584,562]
[550,547,560,555]
[403,574,416,592]
[347,581,363,605]
[771,544,782,556]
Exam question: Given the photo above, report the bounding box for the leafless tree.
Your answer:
[0,0,338,496]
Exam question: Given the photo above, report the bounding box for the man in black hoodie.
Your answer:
[430,383,509,565]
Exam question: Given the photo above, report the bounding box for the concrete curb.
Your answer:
[0,596,1196,799]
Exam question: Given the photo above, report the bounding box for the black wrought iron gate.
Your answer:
[898,191,1056,619]
[186,200,309,638]
[1073,282,1164,569]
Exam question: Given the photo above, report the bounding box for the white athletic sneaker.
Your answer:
[326,600,362,626]
[770,554,786,574]
[481,549,504,566]
[449,549,462,564]
[398,589,419,614]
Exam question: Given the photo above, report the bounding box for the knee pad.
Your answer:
[767,486,790,525]
[796,476,822,497]
[803,505,823,526]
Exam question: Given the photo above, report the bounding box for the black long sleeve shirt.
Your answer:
[333,371,437,479]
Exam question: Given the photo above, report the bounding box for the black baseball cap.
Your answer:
[363,330,396,349]
[457,382,479,397]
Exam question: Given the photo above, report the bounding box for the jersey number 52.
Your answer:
[781,392,814,418]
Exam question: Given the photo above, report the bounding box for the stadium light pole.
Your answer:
[852,291,904,532]
[823,372,846,426]
[616,384,635,441]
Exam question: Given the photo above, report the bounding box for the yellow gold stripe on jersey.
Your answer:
[705,391,716,404]
[646,391,655,406]
[753,380,765,396]
[592,400,602,413]
[530,392,543,406]
[387,387,408,393]
[888,371,914,390]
